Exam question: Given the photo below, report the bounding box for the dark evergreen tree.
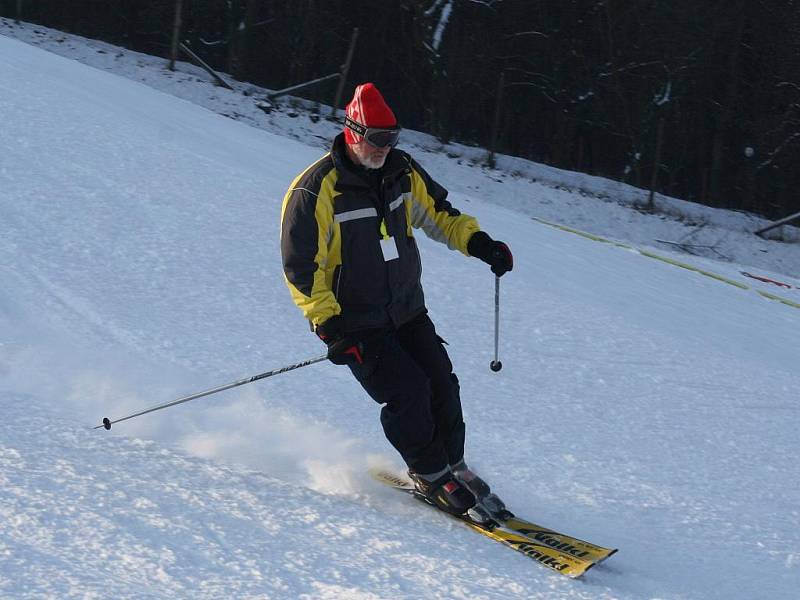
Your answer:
[3,0,798,218]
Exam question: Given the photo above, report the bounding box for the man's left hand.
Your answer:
[468,232,513,277]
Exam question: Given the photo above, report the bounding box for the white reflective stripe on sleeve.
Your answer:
[389,194,408,212]
[410,194,458,249]
[334,207,378,223]
[319,222,335,268]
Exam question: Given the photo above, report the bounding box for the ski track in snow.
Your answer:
[1,27,799,599]
[1,398,580,600]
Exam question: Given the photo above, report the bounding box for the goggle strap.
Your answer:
[344,115,367,137]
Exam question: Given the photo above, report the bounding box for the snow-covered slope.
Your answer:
[2,16,800,283]
[2,32,799,599]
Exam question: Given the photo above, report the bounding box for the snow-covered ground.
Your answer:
[2,24,799,599]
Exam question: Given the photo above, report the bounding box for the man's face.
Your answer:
[349,138,391,170]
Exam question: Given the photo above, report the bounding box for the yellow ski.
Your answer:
[502,516,617,564]
[370,468,616,578]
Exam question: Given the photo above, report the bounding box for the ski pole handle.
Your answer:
[95,354,328,430]
[490,276,502,372]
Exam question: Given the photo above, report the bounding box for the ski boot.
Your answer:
[451,462,514,521]
[407,469,476,516]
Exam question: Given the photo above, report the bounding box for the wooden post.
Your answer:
[15,0,23,23]
[168,0,183,71]
[488,70,505,168]
[647,116,666,211]
[331,28,359,118]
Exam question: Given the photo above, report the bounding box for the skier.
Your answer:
[280,82,513,516]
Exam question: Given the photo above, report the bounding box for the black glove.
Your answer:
[316,315,364,365]
[467,231,513,277]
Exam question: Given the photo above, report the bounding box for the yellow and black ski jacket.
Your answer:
[281,134,481,332]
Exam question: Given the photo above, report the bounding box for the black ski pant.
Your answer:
[347,312,465,475]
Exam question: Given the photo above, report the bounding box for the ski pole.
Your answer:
[490,275,502,372]
[94,353,328,430]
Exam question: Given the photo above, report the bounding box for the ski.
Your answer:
[370,468,617,578]
[502,515,617,565]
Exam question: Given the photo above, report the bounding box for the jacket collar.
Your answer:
[330,133,410,189]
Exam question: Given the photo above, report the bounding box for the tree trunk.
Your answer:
[647,116,666,210]
[169,0,183,71]
[332,28,359,117]
[488,70,505,167]
[227,0,242,76]
[239,0,259,81]
[708,0,747,205]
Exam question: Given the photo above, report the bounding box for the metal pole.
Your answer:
[178,42,234,90]
[95,354,327,430]
[268,72,340,100]
[490,276,502,372]
[754,210,800,237]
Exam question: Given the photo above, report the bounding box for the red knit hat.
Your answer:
[344,83,397,144]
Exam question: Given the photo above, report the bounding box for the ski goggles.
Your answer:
[345,115,401,148]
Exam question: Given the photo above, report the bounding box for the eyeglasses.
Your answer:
[345,115,401,148]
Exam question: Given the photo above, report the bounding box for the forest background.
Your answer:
[4,0,799,219]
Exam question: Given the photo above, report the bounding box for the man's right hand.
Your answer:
[316,316,364,365]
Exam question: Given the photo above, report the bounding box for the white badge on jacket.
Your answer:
[380,237,399,261]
